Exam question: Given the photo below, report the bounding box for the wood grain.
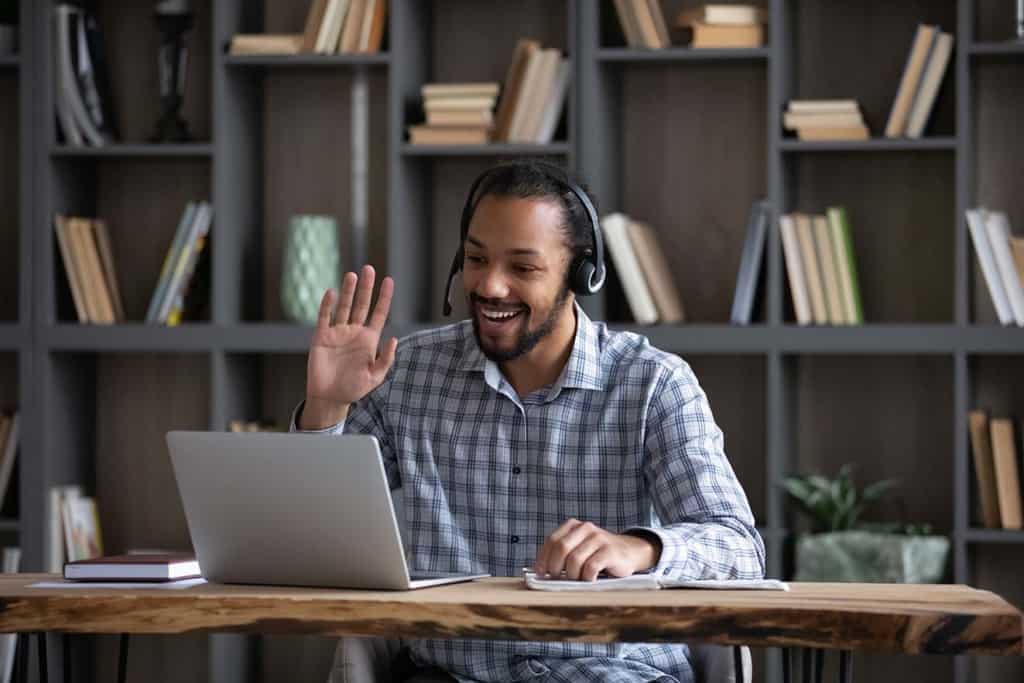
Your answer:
[0,577,1020,656]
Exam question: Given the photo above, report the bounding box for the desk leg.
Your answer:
[802,648,812,683]
[118,634,130,683]
[36,633,48,683]
[813,649,824,683]
[13,633,26,683]
[782,647,794,683]
[838,650,853,683]
[733,646,745,683]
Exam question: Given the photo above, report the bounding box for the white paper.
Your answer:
[523,572,788,592]
[29,578,207,590]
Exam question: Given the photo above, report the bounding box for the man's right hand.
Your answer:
[301,265,398,430]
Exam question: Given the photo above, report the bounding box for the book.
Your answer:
[601,213,658,325]
[796,125,869,141]
[966,208,1013,325]
[92,219,126,323]
[62,495,103,562]
[407,126,489,145]
[787,99,860,114]
[730,201,769,325]
[676,4,768,27]
[884,24,938,138]
[984,212,1024,326]
[779,214,812,325]
[632,0,667,49]
[0,412,18,514]
[158,201,213,324]
[338,0,367,53]
[826,207,863,325]
[493,39,540,142]
[426,109,494,127]
[523,571,788,591]
[48,486,82,573]
[146,202,197,323]
[423,95,498,111]
[681,22,764,48]
[229,34,303,56]
[814,214,844,325]
[421,83,500,99]
[76,10,119,141]
[628,219,685,324]
[64,553,201,582]
[968,410,1002,529]
[905,31,953,139]
[300,0,330,53]
[990,418,1022,530]
[358,0,387,53]
[315,0,349,53]
[613,0,644,48]
[783,111,865,130]
[646,0,671,48]
[518,49,561,142]
[535,58,570,144]
[1010,237,1024,289]
[166,206,213,326]
[53,215,89,322]
[56,5,107,146]
[794,213,828,325]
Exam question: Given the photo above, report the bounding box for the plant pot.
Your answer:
[795,530,950,583]
[0,25,15,55]
[280,215,340,325]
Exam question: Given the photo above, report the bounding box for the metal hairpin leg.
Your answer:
[813,648,824,683]
[782,647,794,683]
[63,634,71,683]
[838,650,853,683]
[118,634,130,683]
[37,633,48,683]
[733,645,745,682]
[13,633,26,683]
[802,648,812,683]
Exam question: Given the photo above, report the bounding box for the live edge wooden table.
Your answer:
[0,576,1020,683]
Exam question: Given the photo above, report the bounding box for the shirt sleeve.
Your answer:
[289,379,401,490]
[627,361,766,581]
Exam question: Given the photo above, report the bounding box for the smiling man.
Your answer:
[293,160,765,683]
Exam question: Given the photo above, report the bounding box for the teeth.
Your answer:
[481,308,520,321]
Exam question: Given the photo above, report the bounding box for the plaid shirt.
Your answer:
[294,305,764,683]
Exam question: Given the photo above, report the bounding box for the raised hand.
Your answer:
[302,265,397,429]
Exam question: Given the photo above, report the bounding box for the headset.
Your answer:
[442,160,606,316]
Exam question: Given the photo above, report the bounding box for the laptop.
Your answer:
[166,431,489,590]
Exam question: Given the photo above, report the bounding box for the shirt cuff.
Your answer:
[290,399,346,434]
[624,525,689,578]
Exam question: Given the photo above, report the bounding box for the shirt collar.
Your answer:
[459,302,605,394]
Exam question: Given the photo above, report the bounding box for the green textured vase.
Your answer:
[280,215,340,325]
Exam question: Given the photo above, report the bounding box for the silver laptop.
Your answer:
[166,431,489,590]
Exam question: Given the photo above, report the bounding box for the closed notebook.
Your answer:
[64,553,201,582]
[523,571,788,592]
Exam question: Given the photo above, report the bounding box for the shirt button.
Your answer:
[512,466,522,475]
[510,535,520,543]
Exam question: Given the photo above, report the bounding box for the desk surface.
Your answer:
[0,575,1020,655]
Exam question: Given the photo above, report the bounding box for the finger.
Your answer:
[349,265,376,325]
[367,276,394,332]
[580,548,613,582]
[317,288,336,330]
[333,272,358,326]
[542,521,595,578]
[563,536,605,581]
[533,518,581,575]
[371,337,398,380]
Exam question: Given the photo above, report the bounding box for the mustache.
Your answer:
[469,294,527,308]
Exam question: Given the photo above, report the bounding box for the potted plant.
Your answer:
[0,0,16,55]
[782,464,950,583]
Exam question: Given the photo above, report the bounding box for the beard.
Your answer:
[469,283,573,364]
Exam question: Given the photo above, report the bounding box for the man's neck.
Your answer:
[500,306,578,398]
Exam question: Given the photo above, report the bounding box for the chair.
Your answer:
[325,490,752,683]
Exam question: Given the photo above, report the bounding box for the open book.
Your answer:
[523,571,788,592]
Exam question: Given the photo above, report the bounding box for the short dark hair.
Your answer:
[465,159,597,264]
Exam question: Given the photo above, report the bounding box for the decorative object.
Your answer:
[0,0,17,55]
[280,215,340,325]
[150,0,194,142]
[783,464,950,583]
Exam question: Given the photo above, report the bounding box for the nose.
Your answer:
[475,264,510,300]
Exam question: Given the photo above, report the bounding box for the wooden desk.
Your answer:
[0,575,1020,682]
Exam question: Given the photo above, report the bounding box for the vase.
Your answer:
[280,215,340,325]
[795,530,950,583]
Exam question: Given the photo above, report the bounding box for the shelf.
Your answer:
[611,324,775,354]
[969,41,1024,57]
[596,47,770,62]
[963,529,1024,544]
[219,322,434,353]
[50,144,215,158]
[43,323,220,352]
[0,55,17,68]
[779,137,958,153]
[962,326,1024,353]
[223,53,389,67]
[401,143,570,157]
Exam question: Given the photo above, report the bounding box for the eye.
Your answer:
[465,255,485,265]
[514,265,537,274]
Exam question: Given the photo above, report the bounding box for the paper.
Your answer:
[523,572,788,592]
[29,578,207,590]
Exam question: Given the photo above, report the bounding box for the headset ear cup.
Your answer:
[571,258,596,295]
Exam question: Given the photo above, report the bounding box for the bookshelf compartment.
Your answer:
[974,0,1024,44]
[612,61,767,324]
[50,158,212,325]
[252,0,391,55]
[683,354,767,523]
[598,0,771,50]
[221,353,306,433]
[0,70,17,323]
[789,0,957,139]
[785,153,955,324]
[969,545,1024,682]
[970,60,1024,325]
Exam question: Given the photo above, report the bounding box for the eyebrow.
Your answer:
[466,236,542,257]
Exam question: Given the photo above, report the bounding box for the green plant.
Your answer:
[782,464,897,533]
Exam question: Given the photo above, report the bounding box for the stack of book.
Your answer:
[53,215,126,325]
[783,100,869,141]
[600,213,685,325]
[612,0,671,49]
[674,4,766,48]
[146,201,214,326]
[53,4,119,147]
[779,209,863,326]
[408,83,500,146]
[966,208,1024,327]
[47,485,103,570]
[969,411,1022,530]
[229,0,387,56]
[0,412,19,517]
[491,39,570,144]
[884,24,955,139]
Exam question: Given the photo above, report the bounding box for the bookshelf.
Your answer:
[8,1,1023,682]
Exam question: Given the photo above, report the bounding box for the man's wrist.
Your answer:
[299,397,350,430]
[622,530,663,571]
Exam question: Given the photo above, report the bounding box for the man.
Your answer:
[293,160,764,682]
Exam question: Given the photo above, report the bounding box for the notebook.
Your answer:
[64,553,201,582]
[523,571,789,592]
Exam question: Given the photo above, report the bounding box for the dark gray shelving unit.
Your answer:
[8,2,1022,683]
